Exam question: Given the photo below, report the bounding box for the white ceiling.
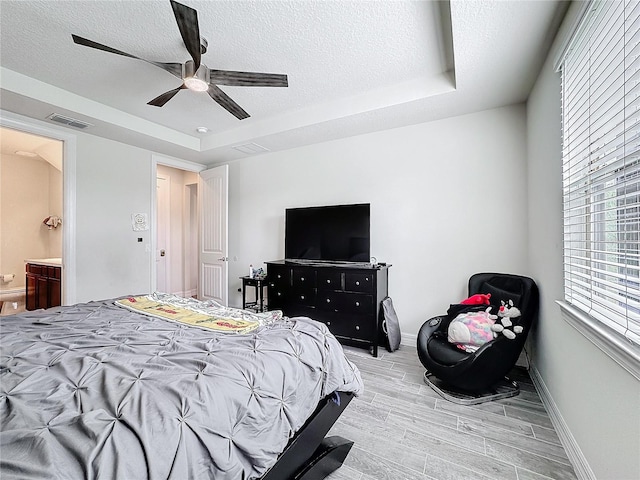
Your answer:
[0,0,568,166]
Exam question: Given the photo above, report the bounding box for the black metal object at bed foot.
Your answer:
[261,392,354,480]
[293,436,354,480]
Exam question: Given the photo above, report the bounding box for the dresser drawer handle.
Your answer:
[300,295,305,300]
[355,281,360,286]
[301,277,305,282]
[355,301,360,307]
[326,298,331,303]
[277,274,281,279]
[355,325,360,331]
[326,279,331,284]
[327,321,331,326]
[277,292,282,296]
[366,277,369,281]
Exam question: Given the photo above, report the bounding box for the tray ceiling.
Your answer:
[0,1,568,164]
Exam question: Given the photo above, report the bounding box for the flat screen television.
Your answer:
[285,203,370,263]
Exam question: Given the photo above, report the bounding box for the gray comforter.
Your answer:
[0,299,363,479]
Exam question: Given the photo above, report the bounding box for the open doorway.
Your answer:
[0,127,63,315]
[155,164,198,297]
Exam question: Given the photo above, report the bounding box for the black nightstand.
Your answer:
[240,276,268,312]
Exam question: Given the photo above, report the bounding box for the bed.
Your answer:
[0,294,363,480]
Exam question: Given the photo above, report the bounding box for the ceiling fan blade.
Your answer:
[72,34,138,59]
[147,85,186,107]
[207,84,250,120]
[72,34,183,79]
[170,0,201,70]
[208,70,288,87]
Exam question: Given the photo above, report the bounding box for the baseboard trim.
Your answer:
[401,332,416,348]
[529,364,596,480]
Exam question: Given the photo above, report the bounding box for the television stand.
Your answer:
[266,260,390,357]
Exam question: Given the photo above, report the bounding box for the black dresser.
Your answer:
[266,260,390,357]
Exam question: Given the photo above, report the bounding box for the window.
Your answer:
[560,0,640,346]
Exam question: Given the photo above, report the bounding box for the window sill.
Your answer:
[556,300,640,381]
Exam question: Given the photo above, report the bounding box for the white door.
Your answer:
[156,174,170,293]
[198,165,228,304]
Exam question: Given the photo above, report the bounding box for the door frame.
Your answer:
[150,154,205,293]
[0,110,77,305]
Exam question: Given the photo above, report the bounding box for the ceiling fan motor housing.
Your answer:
[183,60,210,91]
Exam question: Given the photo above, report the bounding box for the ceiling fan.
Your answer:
[71,0,288,120]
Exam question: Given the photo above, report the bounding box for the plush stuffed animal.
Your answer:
[448,307,497,352]
[460,293,491,305]
[491,299,523,340]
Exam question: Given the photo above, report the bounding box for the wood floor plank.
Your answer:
[485,440,578,480]
[364,378,436,408]
[330,421,428,473]
[515,467,558,480]
[458,418,570,464]
[346,351,396,370]
[386,412,487,454]
[421,452,497,480]
[356,388,377,404]
[495,396,549,415]
[402,370,431,387]
[371,393,458,429]
[503,405,554,429]
[343,446,432,480]
[531,425,562,446]
[326,463,363,480]
[402,428,518,480]
[436,399,536,437]
[339,400,393,428]
[356,361,407,380]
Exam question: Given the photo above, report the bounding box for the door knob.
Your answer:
[218,256,228,261]
[160,249,166,257]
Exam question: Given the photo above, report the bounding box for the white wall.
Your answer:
[526,3,640,479]
[74,133,153,302]
[227,104,529,337]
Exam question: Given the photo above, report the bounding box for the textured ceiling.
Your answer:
[0,0,568,165]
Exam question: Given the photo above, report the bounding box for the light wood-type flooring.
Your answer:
[327,345,577,480]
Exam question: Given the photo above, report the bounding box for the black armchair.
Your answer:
[417,273,539,403]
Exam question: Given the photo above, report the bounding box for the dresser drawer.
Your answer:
[292,268,315,288]
[268,266,290,288]
[345,272,374,292]
[317,270,342,290]
[290,287,316,307]
[323,315,374,340]
[317,291,373,314]
[267,285,286,308]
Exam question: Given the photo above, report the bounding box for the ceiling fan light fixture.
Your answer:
[184,76,209,92]
[183,59,209,92]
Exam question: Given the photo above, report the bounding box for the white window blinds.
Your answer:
[561,0,640,346]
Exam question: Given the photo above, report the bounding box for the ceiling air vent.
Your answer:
[47,113,94,129]
[232,142,269,155]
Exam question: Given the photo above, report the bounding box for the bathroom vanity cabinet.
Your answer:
[25,259,61,310]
